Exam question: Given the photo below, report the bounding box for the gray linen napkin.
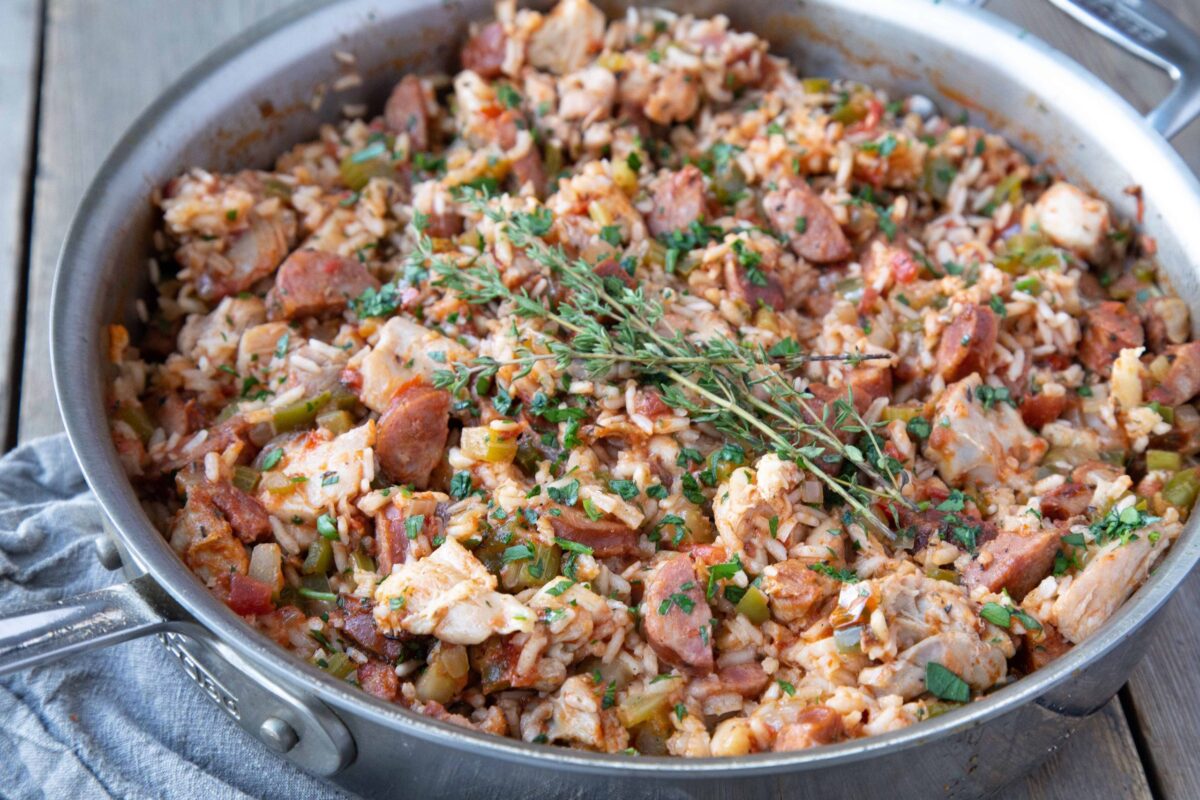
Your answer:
[0,435,351,800]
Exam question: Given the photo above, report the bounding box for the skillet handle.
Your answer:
[1043,0,1200,139]
[0,572,186,676]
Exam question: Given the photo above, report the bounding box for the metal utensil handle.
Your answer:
[1045,0,1200,138]
[0,572,184,676]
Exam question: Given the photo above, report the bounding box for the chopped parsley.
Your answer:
[808,562,859,583]
[502,542,536,563]
[261,448,284,470]
[316,514,338,540]
[925,661,970,703]
[608,479,640,500]
[449,471,473,500]
[404,514,425,540]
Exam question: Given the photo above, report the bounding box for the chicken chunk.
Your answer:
[527,0,606,75]
[354,317,471,413]
[760,559,836,626]
[858,631,1007,700]
[1147,342,1200,406]
[373,538,534,644]
[186,213,295,301]
[1053,529,1171,643]
[924,375,1038,485]
[1034,182,1110,262]
[256,422,375,522]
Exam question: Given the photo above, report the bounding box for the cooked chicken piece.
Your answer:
[236,321,292,376]
[177,296,266,368]
[869,568,982,658]
[1053,528,1172,643]
[527,0,606,75]
[773,706,846,751]
[256,421,375,522]
[760,559,836,626]
[924,374,1038,485]
[354,317,470,413]
[1034,182,1110,262]
[373,538,534,644]
[858,631,1007,700]
[544,675,604,746]
[170,491,249,589]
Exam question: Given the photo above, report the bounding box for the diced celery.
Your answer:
[735,585,770,624]
[302,538,334,576]
[272,391,331,433]
[1163,469,1200,510]
[1146,450,1182,472]
[232,465,261,494]
[116,404,156,442]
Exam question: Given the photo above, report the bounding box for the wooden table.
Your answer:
[1,1,1197,796]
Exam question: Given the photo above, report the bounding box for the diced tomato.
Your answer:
[890,250,920,284]
[848,98,883,135]
[228,574,275,616]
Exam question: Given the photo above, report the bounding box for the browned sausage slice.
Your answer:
[642,554,713,675]
[936,304,998,382]
[376,382,451,489]
[773,706,846,751]
[647,165,706,238]
[763,179,851,263]
[547,506,639,557]
[1147,341,1200,406]
[723,260,785,309]
[1019,392,1070,429]
[846,366,893,415]
[761,559,836,625]
[424,211,464,239]
[358,661,400,701]
[594,258,637,289]
[206,481,272,543]
[962,528,1061,601]
[1079,301,1143,376]
[1040,482,1092,521]
[266,249,380,320]
[385,75,432,151]
[194,214,293,301]
[1016,622,1072,672]
[510,147,546,197]
[461,21,507,79]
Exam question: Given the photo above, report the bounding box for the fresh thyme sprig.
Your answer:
[423,194,913,534]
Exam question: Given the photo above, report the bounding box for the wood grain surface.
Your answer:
[2,1,1199,797]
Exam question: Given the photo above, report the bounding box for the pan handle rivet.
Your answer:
[259,717,299,753]
[94,536,123,571]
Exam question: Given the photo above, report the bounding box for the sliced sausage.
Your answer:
[1016,623,1072,673]
[761,559,836,626]
[594,258,637,289]
[227,574,275,616]
[424,211,464,239]
[846,366,893,415]
[358,661,400,701]
[510,147,546,197]
[647,165,706,238]
[385,75,432,151]
[773,706,846,751]
[1019,392,1070,429]
[642,554,713,675]
[724,260,784,309]
[342,599,407,661]
[376,382,452,488]
[716,662,770,697]
[1147,341,1200,406]
[267,249,380,321]
[461,21,507,79]
[193,214,294,301]
[936,304,998,382]
[1041,482,1091,521]
[897,506,998,553]
[205,481,273,543]
[375,503,411,576]
[548,505,639,557]
[1079,301,1143,376]
[1141,296,1190,353]
[962,528,1061,601]
[763,179,851,264]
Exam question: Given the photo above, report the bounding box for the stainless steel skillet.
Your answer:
[2,0,1200,796]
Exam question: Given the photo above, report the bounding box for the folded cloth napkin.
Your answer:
[0,435,352,800]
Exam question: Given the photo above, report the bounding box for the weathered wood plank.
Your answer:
[1004,698,1153,800]
[17,0,296,442]
[0,0,41,450]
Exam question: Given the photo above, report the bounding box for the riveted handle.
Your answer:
[0,572,187,676]
[1044,0,1200,139]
